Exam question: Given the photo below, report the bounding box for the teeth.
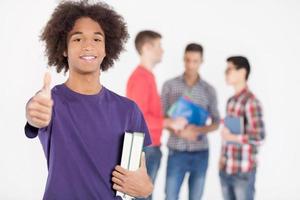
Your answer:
[81,56,96,60]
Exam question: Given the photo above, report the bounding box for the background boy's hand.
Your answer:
[171,117,188,132]
[164,117,188,135]
[221,127,239,143]
[179,124,199,141]
[26,72,53,128]
[112,153,153,198]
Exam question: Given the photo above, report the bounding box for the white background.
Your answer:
[0,0,300,199]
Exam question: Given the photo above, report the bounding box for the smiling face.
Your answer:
[65,17,106,75]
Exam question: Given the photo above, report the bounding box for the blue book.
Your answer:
[224,116,244,135]
[167,96,209,126]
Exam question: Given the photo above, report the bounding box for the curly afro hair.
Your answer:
[40,0,129,73]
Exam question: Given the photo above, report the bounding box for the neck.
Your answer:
[65,70,102,95]
[140,56,155,72]
[234,81,247,94]
[184,71,199,86]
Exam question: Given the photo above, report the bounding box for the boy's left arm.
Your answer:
[111,102,153,197]
[222,98,265,145]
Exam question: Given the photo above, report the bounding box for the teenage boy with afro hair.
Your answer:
[24,1,153,199]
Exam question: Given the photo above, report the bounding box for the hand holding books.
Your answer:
[167,96,209,139]
[167,117,189,134]
[179,124,200,141]
[114,132,153,199]
[221,116,244,145]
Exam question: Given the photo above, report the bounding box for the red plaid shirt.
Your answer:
[220,87,265,174]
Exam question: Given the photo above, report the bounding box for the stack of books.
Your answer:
[167,96,209,126]
[223,116,244,145]
[116,132,145,200]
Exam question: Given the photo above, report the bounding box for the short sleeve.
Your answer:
[161,81,171,117]
[127,102,152,147]
[24,122,39,138]
[208,87,220,123]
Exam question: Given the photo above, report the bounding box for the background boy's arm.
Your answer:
[222,98,265,145]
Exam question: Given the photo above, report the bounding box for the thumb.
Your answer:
[140,152,147,170]
[41,72,51,98]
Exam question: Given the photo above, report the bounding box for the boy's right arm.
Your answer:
[25,72,53,138]
[161,82,187,134]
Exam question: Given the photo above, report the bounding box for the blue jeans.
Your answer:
[165,149,209,200]
[219,169,256,200]
[137,146,162,200]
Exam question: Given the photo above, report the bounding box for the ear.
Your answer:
[198,52,204,63]
[183,53,187,62]
[143,43,153,53]
[239,68,247,80]
[63,51,67,57]
[140,45,147,55]
[199,57,204,64]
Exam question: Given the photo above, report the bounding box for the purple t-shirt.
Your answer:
[25,84,151,200]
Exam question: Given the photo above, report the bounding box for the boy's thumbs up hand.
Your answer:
[26,72,54,128]
[40,71,51,98]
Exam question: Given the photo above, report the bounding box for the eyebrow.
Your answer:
[69,31,104,38]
